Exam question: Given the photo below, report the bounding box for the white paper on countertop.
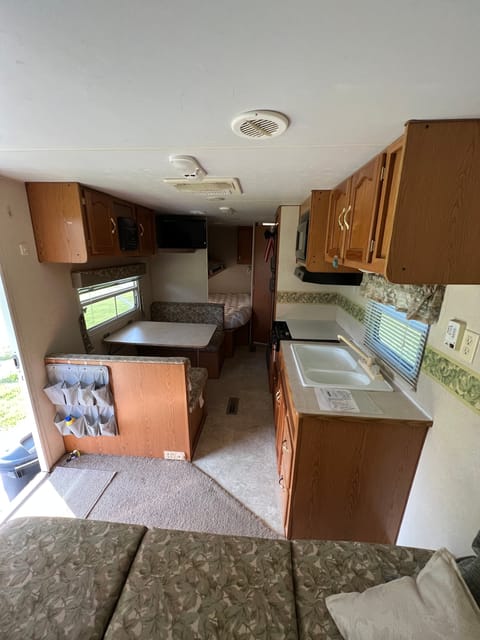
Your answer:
[314,388,385,414]
[315,388,360,412]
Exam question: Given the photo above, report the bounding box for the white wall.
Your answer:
[337,284,480,556]
[149,250,208,303]
[397,285,480,555]
[0,177,84,469]
[275,205,342,321]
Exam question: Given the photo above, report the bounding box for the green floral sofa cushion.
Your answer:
[105,528,298,639]
[188,366,208,411]
[151,301,224,330]
[291,539,433,640]
[0,517,146,640]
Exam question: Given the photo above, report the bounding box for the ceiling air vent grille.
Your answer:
[231,110,289,139]
[163,177,242,199]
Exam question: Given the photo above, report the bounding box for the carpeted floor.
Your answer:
[194,345,284,534]
[55,453,279,538]
[9,466,116,520]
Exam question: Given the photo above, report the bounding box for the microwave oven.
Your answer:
[295,211,309,260]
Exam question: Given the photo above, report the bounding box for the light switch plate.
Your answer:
[459,330,479,364]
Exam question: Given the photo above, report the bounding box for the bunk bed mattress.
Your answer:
[208,293,252,330]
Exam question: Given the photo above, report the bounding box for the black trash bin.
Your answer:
[0,433,40,501]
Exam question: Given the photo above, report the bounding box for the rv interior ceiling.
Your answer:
[1,2,479,224]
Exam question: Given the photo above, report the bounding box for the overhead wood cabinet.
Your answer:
[300,190,357,273]
[325,119,480,283]
[136,205,156,256]
[26,182,156,263]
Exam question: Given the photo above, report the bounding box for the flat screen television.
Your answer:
[155,215,207,249]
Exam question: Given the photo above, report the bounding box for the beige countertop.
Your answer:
[280,340,432,423]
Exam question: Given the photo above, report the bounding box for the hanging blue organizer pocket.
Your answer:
[43,363,117,437]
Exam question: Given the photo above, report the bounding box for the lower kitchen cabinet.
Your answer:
[274,348,431,543]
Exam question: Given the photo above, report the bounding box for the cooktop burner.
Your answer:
[272,321,291,341]
[271,320,341,348]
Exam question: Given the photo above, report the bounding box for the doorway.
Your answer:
[0,271,40,512]
[251,224,276,344]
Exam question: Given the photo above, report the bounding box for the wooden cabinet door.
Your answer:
[251,224,274,344]
[83,188,119,255]
[274,373,286,473]
[26,182,88,263]
[343,155,385,266]
[136,205,156,255]
[371,138,404,274]
[237,226,253,264]
[112,198,135,220]
[325,178,350,264]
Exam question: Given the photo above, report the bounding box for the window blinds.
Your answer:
[364,300,429,388]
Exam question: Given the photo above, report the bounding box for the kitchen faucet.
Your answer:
[337,334,383,380]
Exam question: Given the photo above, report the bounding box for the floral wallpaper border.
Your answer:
[276,291,338,305]
[421,347,480,415]
[276,290,480,414]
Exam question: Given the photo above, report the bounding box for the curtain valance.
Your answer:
[360,273,445,325]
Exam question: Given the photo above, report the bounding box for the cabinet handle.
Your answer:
[282,439,289,453]
[139,223,145,237]
[279,476,285,490]
[343,205,352,231]
[110,217,117,235]
[338,207,345,231]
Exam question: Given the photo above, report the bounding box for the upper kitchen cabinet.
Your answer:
[26,182,88,263]
[84,188,120,256]
[325,179,350,265]
[343,154,385,265]
[301,189,356,273]
[26,182,156,263]
[325,119,480,283]
[325,156,384,270]
[135,205,156,256]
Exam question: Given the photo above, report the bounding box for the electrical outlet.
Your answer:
[459,330,479,364]
[164,450,186,460]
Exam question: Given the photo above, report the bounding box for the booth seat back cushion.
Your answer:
[151,301,224,330]
[0,517,146,640]
[104,528,298,639]
[291,539,433,640]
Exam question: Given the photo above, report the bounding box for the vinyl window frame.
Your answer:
[78,277,141,332]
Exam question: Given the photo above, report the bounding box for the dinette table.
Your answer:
[103,320,217,366]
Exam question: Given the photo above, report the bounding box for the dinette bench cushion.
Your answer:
[188,366,208,412]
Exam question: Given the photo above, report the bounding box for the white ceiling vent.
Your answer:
[231,110,289,139]
[163,177,243,198]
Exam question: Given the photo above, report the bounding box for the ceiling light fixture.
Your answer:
[168,155,207,180]
[219,206,235,215]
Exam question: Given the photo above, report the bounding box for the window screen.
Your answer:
[78,278,140,330]
[364,300,429,388]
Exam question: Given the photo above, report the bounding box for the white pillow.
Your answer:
[325,548,480,640]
